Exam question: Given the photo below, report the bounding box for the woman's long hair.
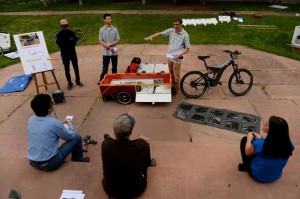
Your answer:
[263,116,293,158]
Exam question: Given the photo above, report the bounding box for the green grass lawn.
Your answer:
[1,3,300,68]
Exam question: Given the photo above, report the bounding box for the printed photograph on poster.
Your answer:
[18,33,40,47]
[13,31,52,75]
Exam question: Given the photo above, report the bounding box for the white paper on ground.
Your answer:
[59,190,85,199]
[3,51,19,59]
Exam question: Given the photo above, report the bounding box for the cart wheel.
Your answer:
[0,47,3,56]
[117,91,132,105]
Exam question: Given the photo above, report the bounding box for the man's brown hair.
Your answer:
[173,17,183,25]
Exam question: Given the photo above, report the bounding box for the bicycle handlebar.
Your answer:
[223,50,241,55]
[223,50,241,59]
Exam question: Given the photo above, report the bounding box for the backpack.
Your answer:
[125,57,141,73]
[131,57,141,64]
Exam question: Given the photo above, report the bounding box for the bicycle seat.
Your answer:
[198,56,210,61]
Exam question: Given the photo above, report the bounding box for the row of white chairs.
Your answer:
[182,16,231,26]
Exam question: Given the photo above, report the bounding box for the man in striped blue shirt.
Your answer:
[144,17,191,95]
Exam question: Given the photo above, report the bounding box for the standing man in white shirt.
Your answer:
[98,14,120,85]
[144,17,191,95]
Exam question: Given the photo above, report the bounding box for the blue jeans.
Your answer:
[240,136,255,177]
[30,133,83,171]
[100,55,118,81]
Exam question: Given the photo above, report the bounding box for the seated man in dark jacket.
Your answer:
[101,114,156,198]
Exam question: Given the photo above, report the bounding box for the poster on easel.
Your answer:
[13,31,52,74]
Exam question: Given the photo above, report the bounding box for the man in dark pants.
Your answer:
[101,114,156,198]
[56,19,83,90]
[98,14,120,85]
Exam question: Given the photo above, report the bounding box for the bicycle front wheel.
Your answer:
[180,71,208,98]
[228,68,253,96]
[0,47,4,56]
[76,32,85,43]
[53,32,58,42]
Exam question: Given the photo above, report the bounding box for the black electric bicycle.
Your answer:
[180,50,253,98]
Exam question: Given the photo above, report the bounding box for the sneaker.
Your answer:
[150,158,157,167]
[77,82,84,87]
[104,134,111,139]
[81,157,90,162]
[8,188,22,199]
[67,84,73,90]
[238,163,248,172]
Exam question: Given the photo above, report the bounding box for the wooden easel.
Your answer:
[33,69,61,94]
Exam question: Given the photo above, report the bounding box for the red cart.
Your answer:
[100,73,171,104]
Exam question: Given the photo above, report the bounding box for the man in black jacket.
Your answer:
[101,114,156,198]
[56,19,83,90]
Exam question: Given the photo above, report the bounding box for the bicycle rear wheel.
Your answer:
[228,68,253,96]
[76,32,85,43]
[0,47,4,56]
[180,71,208,98]
[53,32,58,42]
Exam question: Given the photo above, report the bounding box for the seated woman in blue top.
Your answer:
[239,115,294,183]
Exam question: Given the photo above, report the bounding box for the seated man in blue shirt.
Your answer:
[27,94,89,171]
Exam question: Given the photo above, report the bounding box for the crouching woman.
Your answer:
[239,116,294,183]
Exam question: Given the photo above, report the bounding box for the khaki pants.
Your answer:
[168,59,181,93]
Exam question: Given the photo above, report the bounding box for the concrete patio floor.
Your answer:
[0,44,299,199]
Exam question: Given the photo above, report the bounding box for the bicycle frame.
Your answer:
[202,57,239,87]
